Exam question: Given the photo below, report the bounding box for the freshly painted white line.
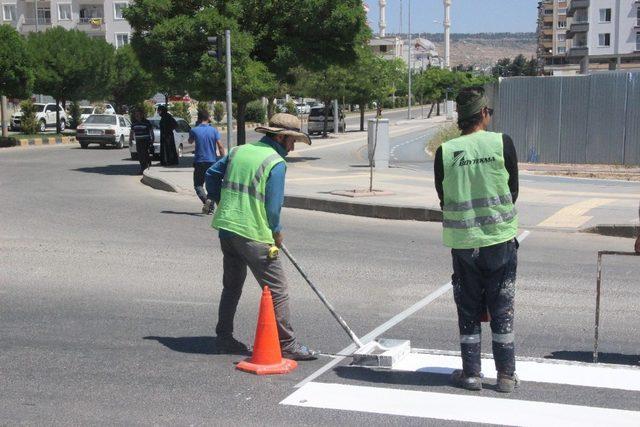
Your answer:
[393,352,640,392]
[281,382,640,426]
[295,231,532,388]
[136,298,212,306]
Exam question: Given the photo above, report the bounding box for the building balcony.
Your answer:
[567,0,589,17]
[77,17,106,32]
[567,46,589,57]
[21,18,52,32]
[566,22,589,38]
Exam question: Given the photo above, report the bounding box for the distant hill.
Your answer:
[388,32,537,70]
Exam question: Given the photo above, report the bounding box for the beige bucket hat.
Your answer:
[255,113,312,145]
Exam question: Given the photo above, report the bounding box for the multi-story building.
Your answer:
[1,0,132,48]
[537,0,577,75]
[565,0,640,72]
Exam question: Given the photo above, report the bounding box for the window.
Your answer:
[557,34,566,41]
[558,8,567,15]
[58,3,72,21]
[380,45,388,53]
[544,9,553,15]
[114,2,128,20]
[557,46,566,54]
[37,7,51,23]
[45,105,56,112]
[599,33,611,47]
[2,4,16,21]
[637,7,640,26]
[119,117,126,127]
[599,8,611,23]
[636,32,640,51]
[115,33,129,48]
[557,20,566,29]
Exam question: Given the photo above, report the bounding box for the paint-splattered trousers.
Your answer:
[451,238,518,377]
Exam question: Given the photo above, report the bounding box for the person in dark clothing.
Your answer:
[188,110,225,214]
[434,87,520,393]
[158,105,179,166]
[131,109,154,174]
[635,203,640,254]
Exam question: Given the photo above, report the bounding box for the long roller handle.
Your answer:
[281,244,364,348]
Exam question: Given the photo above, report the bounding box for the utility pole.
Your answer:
[225,29,233,151]
[444,0,451,70]
[407,0,412,120]
[35,0,39,32]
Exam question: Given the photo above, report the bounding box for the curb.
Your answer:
[1,135,77,148]
[284,195,443,222]
[582,224,639,239]
[141,170,180,193]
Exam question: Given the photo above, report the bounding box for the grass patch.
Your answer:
[425,123,461,156]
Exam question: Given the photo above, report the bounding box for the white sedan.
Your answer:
[128,117,194,160]
[77,114,131,149]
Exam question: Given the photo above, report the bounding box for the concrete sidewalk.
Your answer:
[141,116,639,237]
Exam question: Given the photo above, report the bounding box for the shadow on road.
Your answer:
[286,156,320,163]
[72,164,141,176]
[161,210,204,217]
[143,336,250,356]
[544,350,639,366]
[334,365,451,388]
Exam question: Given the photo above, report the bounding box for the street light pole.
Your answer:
[225,29,233,151]
[35,0,39,32]
[407,0,412,120]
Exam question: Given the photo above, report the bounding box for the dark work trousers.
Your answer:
[193,162,214,204]
[216,235,296,351]
[137,140,152,173]
[451,238,518,377]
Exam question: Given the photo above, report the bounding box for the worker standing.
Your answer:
[131,109,154,174]
[434,87,520,393]
[204,113,318,361]
[635,203,639,254]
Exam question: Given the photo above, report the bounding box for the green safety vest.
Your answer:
[441,130,518,249]
[212,142,285,244]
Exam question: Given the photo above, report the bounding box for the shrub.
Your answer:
[382,98,395,109]
[197,101,210,118]
[426,123,461,156]
[213,102,225,123]
[68,102,81,129]
[142,100,155,118]
[19,100,38,134]
[245,100,266,124]
[284,100,297,116]
[170,101,191,123]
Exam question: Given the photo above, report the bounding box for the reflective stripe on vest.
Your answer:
[441,131,518,249]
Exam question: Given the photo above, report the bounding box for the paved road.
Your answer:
[1,145,639,425]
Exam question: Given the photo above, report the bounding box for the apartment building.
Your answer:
[1,0,132,48]
[537,0,579,74]
[566,0,640,71]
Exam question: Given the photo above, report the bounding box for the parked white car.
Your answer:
[296,103,311,115]
[11,103,68,133]
[76,114,131,149]
[128,116,194,160]
[79,104,116,123]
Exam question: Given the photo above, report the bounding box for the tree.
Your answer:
[0,25,33,137]
[125,0,369,145]
[344,49,403,131]
[492,55,538,78]
[28,27,115,133]
[110,45,155,113]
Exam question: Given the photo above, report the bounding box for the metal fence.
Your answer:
[487,72,640,165]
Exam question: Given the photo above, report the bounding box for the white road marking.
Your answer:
[295,231,531,388]
[281,382,640,426]
[393,352,640,392]
[136,298,212,306]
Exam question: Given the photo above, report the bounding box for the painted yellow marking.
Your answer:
[537,198,612,228]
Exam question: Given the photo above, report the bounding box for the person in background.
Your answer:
[157,105,179,166]
[130,109,154,174]
[635,203,639,254]
[188,110,225,214]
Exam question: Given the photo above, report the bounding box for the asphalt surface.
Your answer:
[1,144,639,425]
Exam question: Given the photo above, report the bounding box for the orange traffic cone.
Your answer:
[236,286,297,375]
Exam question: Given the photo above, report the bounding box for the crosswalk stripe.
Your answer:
[393,352,640,392]
[281,382,640,426]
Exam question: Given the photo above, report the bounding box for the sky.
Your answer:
[365,0,539,34]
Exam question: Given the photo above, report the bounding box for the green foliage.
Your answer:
[284,100,297,116]
[0,25,33,99]
[19,99,38,134]
[142,100,156,118]
[414,68,495,107]
[110,45,155,113]
[68,102,82,129]
[492,55,539,78]
[170,102,191,123]
[213,102,225,123]
[197,101,210,117]
[345,49,403,109]
[426,123,461,155]
[245,100,266,124]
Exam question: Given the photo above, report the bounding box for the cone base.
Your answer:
[236,358,298,375]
